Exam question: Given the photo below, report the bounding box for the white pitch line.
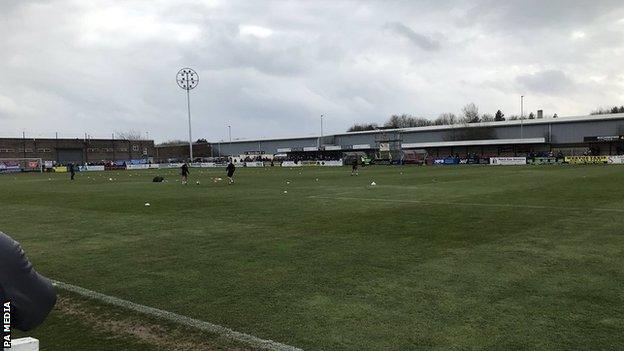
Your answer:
[52,280,303,351]
[308,190,354,198]
[309,195,624,213]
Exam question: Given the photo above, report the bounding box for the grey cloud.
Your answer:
[1,1,624,141]
[516,70,576,95]
[463,0,624,31]
[385,22,441,51]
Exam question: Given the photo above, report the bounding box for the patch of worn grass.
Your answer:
[14,290,257,351]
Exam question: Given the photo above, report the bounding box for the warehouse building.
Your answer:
[0,137,155,165]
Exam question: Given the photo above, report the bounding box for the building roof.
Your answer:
[335,113,624,136]
[0,137,154,143]
[402,138,546,149]
[155,142,210,148]
[211,113,624,145]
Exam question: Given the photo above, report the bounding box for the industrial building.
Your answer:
[0,137,155,165]
[212,113,624,160]
[2,113,623,165]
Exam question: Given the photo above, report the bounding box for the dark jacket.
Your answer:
[181,164,189,176]
[0,232,57,331]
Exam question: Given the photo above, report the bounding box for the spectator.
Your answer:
[0,232,57,331]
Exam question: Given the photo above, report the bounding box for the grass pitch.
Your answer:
[3,165,624,350]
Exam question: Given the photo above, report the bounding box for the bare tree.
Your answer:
[157,139,188,146]
[590,105,624,115]
[384,114,432,128]
[434,113,457,125]
[348,104,507,132]
[461,103,480,123]
[115,130,143,140]
[481,113,494,122]
[347,123,379,132]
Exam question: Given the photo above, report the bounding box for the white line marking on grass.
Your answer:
[310,190,355,197]
[309,196,624,213]
[52,280,303,351]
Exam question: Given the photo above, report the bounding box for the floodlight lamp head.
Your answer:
[176,68,199,90]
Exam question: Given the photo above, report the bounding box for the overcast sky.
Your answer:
[1,0,624,142]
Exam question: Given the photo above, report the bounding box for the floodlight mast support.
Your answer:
[520,95,524,140]
[176,68,199,162]
[320,114,324,148]
[187,86,192,160]
[228,125,232,156]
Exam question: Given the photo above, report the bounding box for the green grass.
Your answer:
[2,165,624,350]
[13,290,257,351]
